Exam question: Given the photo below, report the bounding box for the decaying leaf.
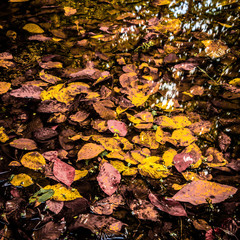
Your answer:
[97,162,121,196]
[10,85,42,100]
[21,151,46,170]
[43,183,82,201]
[10,173,34,187]
[149,193,187,216]
[172,180,237,205]
[10,138,37,150]
[77,143,105,161]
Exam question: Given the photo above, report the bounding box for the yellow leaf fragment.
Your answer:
[138,162,171,179]
[110,160,127,173]
[162,148,177,167]
[0,127,9,143]
[172,183,186,190]
[23,23,44,34]
[10,173,34,187]
[64,6,77,16]
[74,169,88,181]
[43,183,82,201]
[77,143,105,161]
[151,18,181,34]
[0,82,11,94]
[94,137,121,151]
[20,151,46,170]
[182,171,202,181]
[155,126,166,144]
[122,167,138,176]
[229,78,240,86]
[132,131,159,149]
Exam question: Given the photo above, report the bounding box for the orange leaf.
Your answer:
[77,143,105,161]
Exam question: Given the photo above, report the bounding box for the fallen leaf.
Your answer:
[53,159,75,186]
[10,138,37,150]
[202,40,229,58]
[77,143,105,161]
[10,173,34,187]
[46,200,64,214]
[39,70,61,84]
[107,120,128,136]
[0,126,9,143]
[10,85,42,99]
[171,128,196,146]
[70,111,89,123]
[43,183,82,201]
[23,23,44,34]
[172,180,237,205]
[149,193,187,216]
[0,82,11,94]
[173,152,194,172]
[97,162,121,196]
[162,148,177,167]
[21,151,46,170]
[64,6,77,16]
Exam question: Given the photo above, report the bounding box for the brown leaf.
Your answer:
[33,127,58,141]
[172,180,237,205]
[32,219,65,240]
[218,132,231,152]
[10,85,42,100]
[37,100,70,113]
[39,61,63,69]
[69,111,89,123]
[97,163,121,196]
[46,200,64,214]
[10,138,37,150]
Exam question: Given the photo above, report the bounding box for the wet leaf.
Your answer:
[97,162,121,196]
[173,152,194,172]
[43,183,82,201]
[10,173,34,187]
[23,23,44,34]
[205,147,228,168]
[129,199,160,221]
[32,220,65,240]
[162,148,177,167]
[69,214,125,234]
[172,180,237,205]
[132,131,159,149]
[21,151,46,170]
[149,193,187,216]
[0,82,11,94]
[150,17,181,34]
[10,138,37,150]
[39,70,61,84]
[218,132,231,152]
[10,85,42,100]
[229,78,240,86]
[90,194,125,215]
[53,159,75,186]
[0,126,9,143]
[107,120,128,136]
[77,143,105,161]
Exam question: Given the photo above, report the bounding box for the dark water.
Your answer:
[0,0,240,239]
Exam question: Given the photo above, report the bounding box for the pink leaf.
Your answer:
[173,152,194,172]
[149,193,187,216]
[10,85,42,100]
[53,159,75,186]
[107,120,128,137]
[46,200,64,214]
[97,163,121,196]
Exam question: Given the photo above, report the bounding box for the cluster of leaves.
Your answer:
[0,0,240,239]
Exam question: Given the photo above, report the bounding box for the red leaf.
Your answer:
[173,152,194,172]
[97,163,121,196]
[149,193,187,216]
[107,120,128,137]
[53,159,75,186]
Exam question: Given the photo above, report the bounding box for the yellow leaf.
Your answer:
[77,143,105,161]
[202,40,228,59]
[116,106,128,115]
[64,6,77,16]
[138,156,161,164]
[23,23,44,34]
[171,128,196,146]
[172,183,186,190]
[40,84,64,101]
[74,169,88,181]
[106,151,126,160]
[151,18,181,34]
[172,116,192,128]
[110,160,127,173]
[132,131,159,149]
[182,171,202,181]
[20,152,46,170]
[127,92,149,106]
[0,126,9,143]
[94,137,121,151]
[155,126,166,144]
[0,82,11,94]
[91,34,105,39]
[229,78,240,86]
[43,183,82,201]
[10,173,34,187]
[116,137,134,150]
[162,148,177,167]
[122,167,138,176]
[138,162,171,179]
[218,22,232,28]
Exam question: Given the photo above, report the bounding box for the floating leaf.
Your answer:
[53,159,75,186]
[0,126,9,143]
[97,162,121,196]
[0,82,11,94]
[43,183,82,201]
[149,193,187,216]
[23,23,44,33]
[10,173,34,187]
[172,180,237,205]
[77,143,105,161]
[10,138,37,150]
[21,151,46,170]
[107,120,128,136]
